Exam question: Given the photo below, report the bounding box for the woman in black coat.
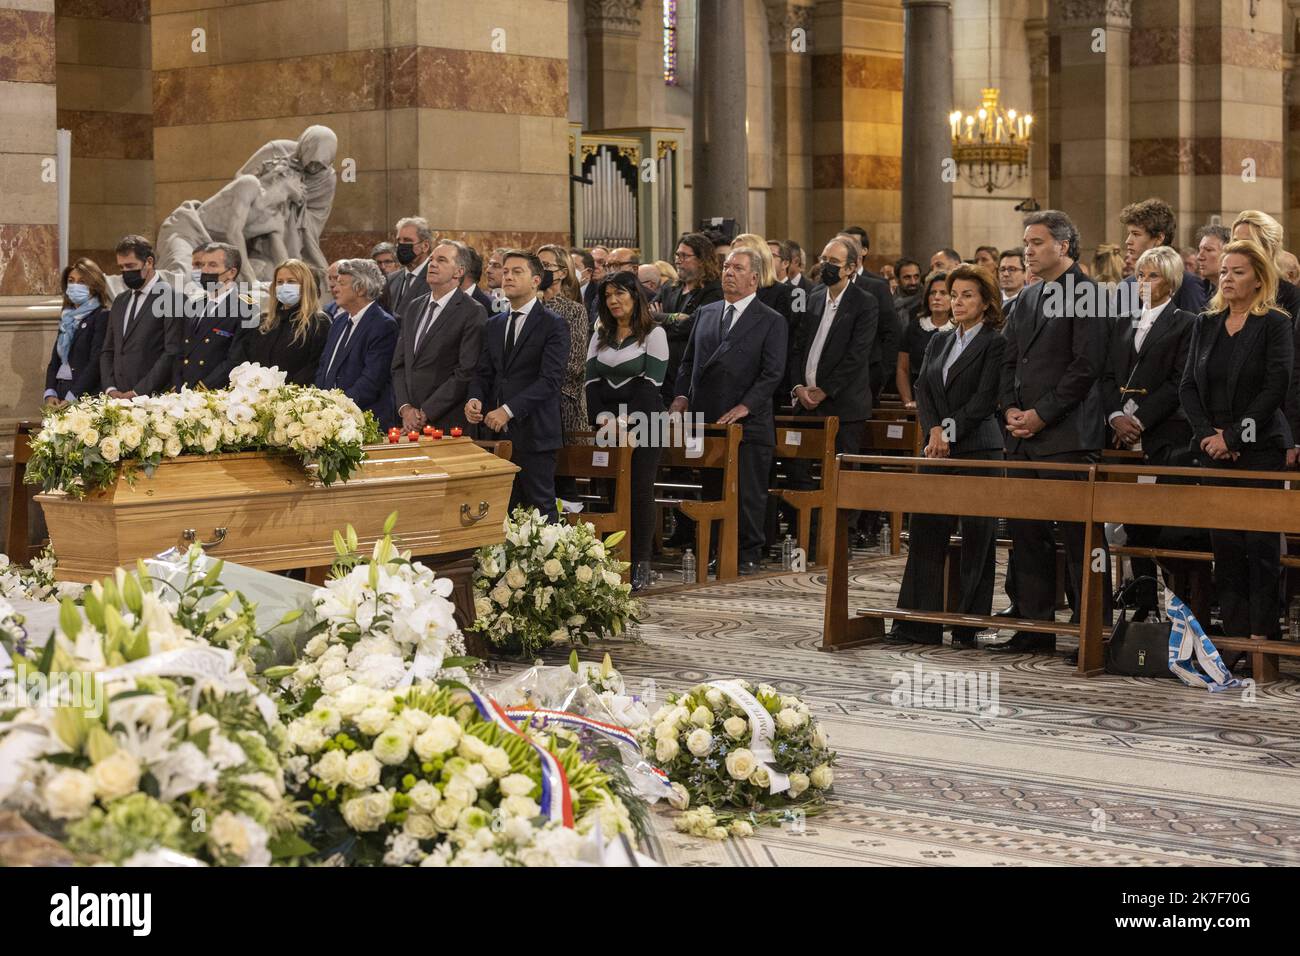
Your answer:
[227,258,330,384]
[44,258,111,406]
[1179,240,1294,646]
[895,265,1007,646]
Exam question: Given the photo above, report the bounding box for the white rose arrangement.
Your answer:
[640,680,837,838]
[470,506,641,658]
[26,362,380,498]
[0,547,85,605]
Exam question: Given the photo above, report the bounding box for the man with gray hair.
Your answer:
[371,241,399,277]
[317,257,398,428]
[671,246,788,575]
[382,216,434,315]
[995,209,1109,653]
[176,241,257,390]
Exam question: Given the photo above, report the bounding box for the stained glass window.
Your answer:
[663,0,678,85]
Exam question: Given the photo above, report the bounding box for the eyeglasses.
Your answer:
[998,265,1024,274]
[673,252,697,262]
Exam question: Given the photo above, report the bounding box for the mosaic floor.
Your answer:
[516,555,1300,867]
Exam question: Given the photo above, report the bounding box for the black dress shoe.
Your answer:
[1063,649,1079,665]
[738,561,760,576]
[993,605,1021,619]
[890,622,943,645]
[989,631,1056,653]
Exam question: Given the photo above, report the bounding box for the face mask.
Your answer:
[276,283,302,307]
[66,283,92,305]
[396,242,417,266]
[538,269,554,293]
[200,272,223,292]
[820,263,842,286]
[122,269,145,290]
[190,269,203,285]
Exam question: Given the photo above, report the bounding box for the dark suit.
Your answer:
[675,295,788,564]
[46,306,108,399]
[998,262,1110,624]
[174,288,257,390]
[315,302,399,429]
[470,284,496,317]
[1181,308,1292,637]
[381,262,428,317]
[659,280,723,408]
[1119,271,1208,319]
[392,288,485,431]
[468,299,570,514]
[856,269,900,399]
[100,279,185,396]
[227,309,331,386]
[788,281,876,449]
[897,325,1008,640]
[786,273,814,297]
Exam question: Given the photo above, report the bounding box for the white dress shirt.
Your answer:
[414,286,457,350]
[326,301,371,374]
[720,292,757,334]
[501,297,539,420]
[1106,299,1168,434]
[942,321,982,385]
[802,286,845,389]
[104,272,161,393]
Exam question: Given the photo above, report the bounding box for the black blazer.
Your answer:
[100,281,186,396]
[468,300,570,455]
[174,289,257,390]
[227,308,331,385]
[788,281,877,422]
[392,288,486,430]
[45,306,108,398]
[1100,301,1195,461]
[381,263,429,317]
[757,282,798,400]
[659,280,723,407]
[998,262,1109,456]
[916,325,1007,455]
[855,270,900,393]
[1180,308,1293,454]
[674,296,788,445]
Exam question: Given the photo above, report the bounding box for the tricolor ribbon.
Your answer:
[467,689,574,827]
[505,707,672,787]
[1165,590,1241,693]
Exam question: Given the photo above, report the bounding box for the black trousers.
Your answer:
[705,441,772,566]
[1006,447,1101,622]
[1203,445,1284,637]
[509,449,558,519]
[629,444,662,564]
[896,451,1003,639]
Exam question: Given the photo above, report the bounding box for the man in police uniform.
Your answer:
[175,242,259,390]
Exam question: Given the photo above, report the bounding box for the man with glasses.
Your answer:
[997,249,1027,310]
[605,248,640,274]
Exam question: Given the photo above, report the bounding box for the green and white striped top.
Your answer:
[584,325,670,389]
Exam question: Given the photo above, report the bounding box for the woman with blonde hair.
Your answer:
[227,257,330,384]
[1092,243,1125,284]
[536,243,589,434]
[731,232,796,388]
[654,259,678,288]
[1231,209,1300,320]
[1180,239,1292,658]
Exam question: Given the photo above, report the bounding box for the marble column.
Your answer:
[0,0,61,424]
[901,0,952,264]
[1026,13,1050,208]
[584,0,646,131]
[693,0,748,226]
[150,0,571,266]
[1047,0,1131,257]
[765,0,814,252]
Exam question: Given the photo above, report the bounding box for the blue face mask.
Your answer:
[66,283,92,305]
[276,283,302,307]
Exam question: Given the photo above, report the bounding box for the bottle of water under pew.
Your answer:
[1288,597,1300,641]
[682,548,696,584]
[781,535,795,570]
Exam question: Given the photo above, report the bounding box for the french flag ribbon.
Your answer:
[505,707,672,787]
[467,690,574,827]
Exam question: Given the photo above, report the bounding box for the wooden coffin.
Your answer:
[37,437,518,583]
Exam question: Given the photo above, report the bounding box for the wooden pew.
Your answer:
[769,415,839,567]
[863,417,923,554]
[654,423,742,583]
[555,432,633,568]
[474,439,513,461]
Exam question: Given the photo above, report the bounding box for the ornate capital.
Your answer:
[584,0,646,38]
[1056,0,1131,26]
[764,0,814,53]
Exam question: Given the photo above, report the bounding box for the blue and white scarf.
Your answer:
[1165,590,1241,692]
[56,297,100,367]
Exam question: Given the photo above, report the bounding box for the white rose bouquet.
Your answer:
[270,517,468,703]
[26,362,380,498]
[0,547,85,604]
[0,565,310,866]
[470,506,640,658]
[285,683,642,866]
[640,680,837,837]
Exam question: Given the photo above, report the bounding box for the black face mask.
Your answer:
[819,263,842,286]
[122,269,145,290]
[538,269,554,293]
[396,242,417,266]
[200,272,223,292]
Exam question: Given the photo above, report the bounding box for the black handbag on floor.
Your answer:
[1105,577,1175,678]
